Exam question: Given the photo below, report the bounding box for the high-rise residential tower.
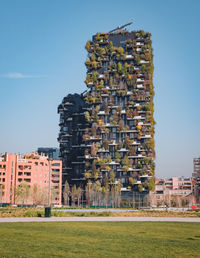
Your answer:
[58,25,155,202]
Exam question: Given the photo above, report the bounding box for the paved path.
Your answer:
[0,217,200,223]
[53,208,137,212]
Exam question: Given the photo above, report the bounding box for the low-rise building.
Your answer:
[0,152,62,205]
[150,177,195,207]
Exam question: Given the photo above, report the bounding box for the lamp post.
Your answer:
[48,160,51,207]
[45,160,51,217]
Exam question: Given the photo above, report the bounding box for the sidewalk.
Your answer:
[0,217,200,223]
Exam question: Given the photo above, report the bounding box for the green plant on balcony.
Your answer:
[92,72,98,82]
[115,152,121,163]
[125,136,132,149]
[105,165,111,171]
[103,139,109,150]
[141,64,146,72]
[147,178,155,191]
[96,47,106,57]
[109,170,115,184]
[91,53,96,62]
[135,56,141,65]
[116,106,122,114]
[117,141,123,150]
[129,177,136,186]
[84,171,91,179]
[136,164,143,169]
[96,32,100,40]
[108,41,114,56]
[117,47,124,55]
[138,184,143,192]
[85,111,90,121]
[128,146,136,156]
[122,166,130,172]
[122,155,129,166]
[85,41,91,52]
[106,154,112,163]
[117,62,123,74]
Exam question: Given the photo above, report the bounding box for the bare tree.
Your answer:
[115,182,122,207]
[71,185,77,206]
[85,180,93,207]
[0,184,5,204]
[95,181,102,207]
[76,187,82,207]
[63,180,70,206]
[15,183,31,205]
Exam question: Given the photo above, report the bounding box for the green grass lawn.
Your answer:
[0,222,200,257]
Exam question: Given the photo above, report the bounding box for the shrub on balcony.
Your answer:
[103,139,109,150]
[115,152,121,163]
[147,178,155,191]
[85,41,91,52]
[122,155,129,166]
[117,62,123,74]
[136,164,143,169]
[138,184,143,192]
[109,170,115,183]
[135,56,141,65]
[129,177,136,186]
[84,172,91,179]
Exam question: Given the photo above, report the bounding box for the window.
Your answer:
[52,163,60,167]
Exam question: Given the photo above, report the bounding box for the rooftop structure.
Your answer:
[37,147,60,160]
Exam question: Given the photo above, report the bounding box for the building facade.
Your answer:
[58,27,155,202]
[193,157,200,178]
[58,93,87,188]
[193,157,200,205]
[0,152,62,205]
[151,177,195,207]
[37,147,60,160]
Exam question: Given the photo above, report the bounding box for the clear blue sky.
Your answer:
[0,0,199,178]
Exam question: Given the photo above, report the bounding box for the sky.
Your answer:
[0,0,199,178]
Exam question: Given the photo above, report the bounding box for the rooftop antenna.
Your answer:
[109,21,133,34]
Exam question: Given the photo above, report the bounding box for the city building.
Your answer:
[58,93,87,188]
[193,157,200,178]
[193,157,200,205]
[58,25,155,205]
[0,152,62,205]
[37,147,60,160]
[150,177,195,207]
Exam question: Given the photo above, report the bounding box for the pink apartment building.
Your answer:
[150,177,195,207]
[0,152,62,205]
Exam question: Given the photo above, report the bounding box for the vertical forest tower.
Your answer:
[58,25,155,198]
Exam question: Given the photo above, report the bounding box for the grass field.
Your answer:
[0,207,200,217]
[0,222,200,257]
